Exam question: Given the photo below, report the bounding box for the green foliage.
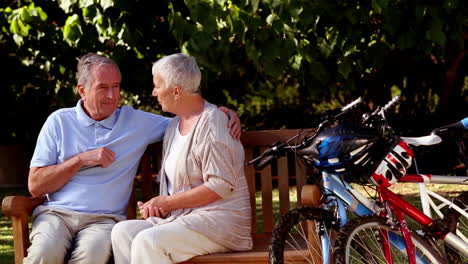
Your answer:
[0,0,467,143]
[63,13,82,44]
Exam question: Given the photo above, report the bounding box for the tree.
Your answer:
[1,0,466,145]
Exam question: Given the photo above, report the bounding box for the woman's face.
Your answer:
[152,74,175,113]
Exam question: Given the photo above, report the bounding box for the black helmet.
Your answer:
[299,122,386,178]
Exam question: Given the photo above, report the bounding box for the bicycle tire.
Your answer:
[334,216,444,264]
[269,206,336,264]
[444,191,468,264]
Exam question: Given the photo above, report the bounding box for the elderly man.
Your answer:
[24,53,240,264]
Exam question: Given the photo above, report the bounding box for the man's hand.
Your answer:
[137,196,170,219]
[219,106,241,140]
[78,147,115,169]
[28,147,116,197]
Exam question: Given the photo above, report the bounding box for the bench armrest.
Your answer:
[2,196,45,217]
[2,196,45,264]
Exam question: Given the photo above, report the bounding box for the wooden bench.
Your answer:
[2,129,318,264]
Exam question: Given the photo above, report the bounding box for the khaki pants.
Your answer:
[111,220,229,264]
[24,205,125,264]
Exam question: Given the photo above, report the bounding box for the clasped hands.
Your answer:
[137,196,170,219]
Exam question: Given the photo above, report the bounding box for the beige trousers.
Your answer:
[111,220,229,264]
[23,205,125,264]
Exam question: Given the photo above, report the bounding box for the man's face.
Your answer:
[79,64,121,121]
[152,74,175,113]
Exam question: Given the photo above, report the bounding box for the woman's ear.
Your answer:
[174,85,182,98]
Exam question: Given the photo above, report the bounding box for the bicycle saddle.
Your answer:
[401,135,442,146]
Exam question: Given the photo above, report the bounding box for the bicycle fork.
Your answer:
[386,202,417,264]
[318,173,375,264]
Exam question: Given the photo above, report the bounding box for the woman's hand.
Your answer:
[137,196,170,219]
[137,186,222,219]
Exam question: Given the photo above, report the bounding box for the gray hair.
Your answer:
[76,53,121,89]
[152,53,201,94]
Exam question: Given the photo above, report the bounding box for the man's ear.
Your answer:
[77,84,86,99]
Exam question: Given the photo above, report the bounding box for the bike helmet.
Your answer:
[371,140,414,187]
[299,122,386,179]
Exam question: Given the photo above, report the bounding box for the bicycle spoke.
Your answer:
[334,217,443,264]
[270,207,336,264]
[350,229,387,263]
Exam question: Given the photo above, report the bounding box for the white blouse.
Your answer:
[164,122,191,195]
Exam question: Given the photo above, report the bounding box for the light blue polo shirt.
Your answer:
[30,100,170,216]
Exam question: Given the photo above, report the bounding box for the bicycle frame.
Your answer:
[318,172,437,264]
[401,134,468,219]
[376,180,468,264]
[316,171,468,264]
[318,172,374,264]
[399,174,468,220]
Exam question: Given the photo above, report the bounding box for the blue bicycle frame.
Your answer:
[319,172,373,264]
[318,172,435,264]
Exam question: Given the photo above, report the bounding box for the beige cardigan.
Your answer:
[150,101,252,251]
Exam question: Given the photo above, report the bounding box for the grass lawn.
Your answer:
[1,183,467,263]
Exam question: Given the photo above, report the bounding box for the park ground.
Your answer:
[1,183,467,264]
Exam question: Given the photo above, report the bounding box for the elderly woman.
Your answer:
[111,53,252,264]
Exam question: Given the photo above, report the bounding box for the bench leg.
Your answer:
[11,215,30,264]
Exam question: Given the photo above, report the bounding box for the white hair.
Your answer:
[76,53,120,89]
[152,53,201,94]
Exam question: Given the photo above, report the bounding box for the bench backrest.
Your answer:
[131,129,309,238]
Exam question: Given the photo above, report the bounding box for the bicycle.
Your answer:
[249,97,467,264]
[399,126,468,264]
[331,112,468,263]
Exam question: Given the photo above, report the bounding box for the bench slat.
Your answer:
[295,159,306,207]
[240,129,312,147]
[183,236,313,263]
[259,147,274,233]
[277,156,290,216]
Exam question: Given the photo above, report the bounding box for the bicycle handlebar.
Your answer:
[254,154,276,170]
[431,117,468,140]
[249,97,366,169]
[383,96,401,112]
[248,142,297,170]
[248,96,403,170]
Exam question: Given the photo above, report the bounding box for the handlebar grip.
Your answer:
[462,117,468,129]
[341,97,362,112]
[254,155,275,170]
[432,119,466,140]
[333,97,363,120]
[383,96,400,112]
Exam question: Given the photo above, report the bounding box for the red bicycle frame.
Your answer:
[375,185,447,264]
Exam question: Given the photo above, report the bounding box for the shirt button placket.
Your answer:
[95,123,103,145]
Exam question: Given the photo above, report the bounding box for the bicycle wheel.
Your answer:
[269,206,336,264]
[444,191,468,264]
[334,216,444,264]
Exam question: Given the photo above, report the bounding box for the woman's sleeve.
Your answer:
[199,113,243,199]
